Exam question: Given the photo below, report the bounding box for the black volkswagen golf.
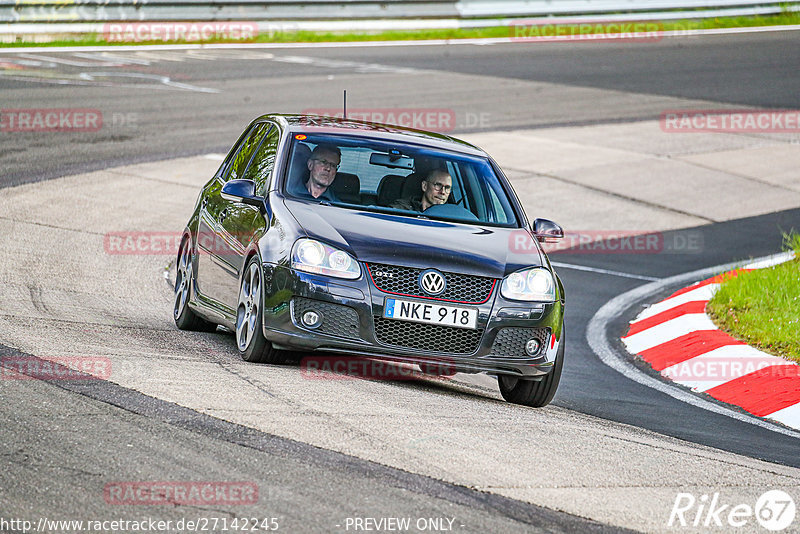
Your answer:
[174,114,566,407]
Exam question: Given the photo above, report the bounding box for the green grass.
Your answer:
[707,232,800,363]
[3,11,800,47]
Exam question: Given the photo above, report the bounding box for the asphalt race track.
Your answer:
[1,31,800,533]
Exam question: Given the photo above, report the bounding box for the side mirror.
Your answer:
[221,179,263,210]
[533,218,564,242]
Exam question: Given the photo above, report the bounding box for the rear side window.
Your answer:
[224,122,269,182]
[244,126,280,195]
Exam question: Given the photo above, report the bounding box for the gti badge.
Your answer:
[419,269,446,296]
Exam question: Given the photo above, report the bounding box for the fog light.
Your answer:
[302,310,321,328]
[525,339,541,356]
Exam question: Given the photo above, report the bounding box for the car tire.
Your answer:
[236,256,285,364]
[174,237,217,332]
[497,329,564,407]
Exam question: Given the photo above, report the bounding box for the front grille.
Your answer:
[366,263,495,303]
[374,317,483,355]
[292,297,361,340]
[488,327,550,359]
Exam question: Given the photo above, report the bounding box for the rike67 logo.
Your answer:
[668,490,796,531]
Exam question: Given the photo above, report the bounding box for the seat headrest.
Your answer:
[332,172,360,202]
[400,173,425,199]
[376,174,406,206]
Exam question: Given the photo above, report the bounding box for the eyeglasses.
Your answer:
[312,158,340,170]
[429,182,452,193]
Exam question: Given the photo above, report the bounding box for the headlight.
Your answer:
[291,238,360,279]
[500,267,555,302]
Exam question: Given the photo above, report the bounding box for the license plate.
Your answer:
[383,298,478,330]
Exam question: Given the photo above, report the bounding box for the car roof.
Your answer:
[255,114,488,157]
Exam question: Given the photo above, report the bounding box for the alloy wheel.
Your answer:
[236,262,261,351]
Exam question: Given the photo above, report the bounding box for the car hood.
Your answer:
[284,200,544,278]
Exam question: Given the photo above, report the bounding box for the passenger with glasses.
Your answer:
[392,169,452,212]
[290,144,341,201]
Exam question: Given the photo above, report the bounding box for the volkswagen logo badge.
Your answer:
[419,269,446,296]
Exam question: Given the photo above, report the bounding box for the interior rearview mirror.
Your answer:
[369,152,414,170]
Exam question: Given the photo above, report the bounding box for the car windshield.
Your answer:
[283,133,519,227]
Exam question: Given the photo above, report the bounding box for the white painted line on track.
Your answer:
[78,71,220,93]
[0,70,220,92]
[16,52,122,67]
[587,254,800,439]
[1,24,799,54]
[550,261,660,282]
[72,51,153,65]
[271,55,418,74]
[743,250,795,269]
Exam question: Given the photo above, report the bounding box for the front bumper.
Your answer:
[261,264,563,378]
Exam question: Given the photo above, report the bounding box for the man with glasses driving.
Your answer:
[392,169,452,212]
[290,144,341,201]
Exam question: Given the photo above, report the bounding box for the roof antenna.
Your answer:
[343,89,347,120]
